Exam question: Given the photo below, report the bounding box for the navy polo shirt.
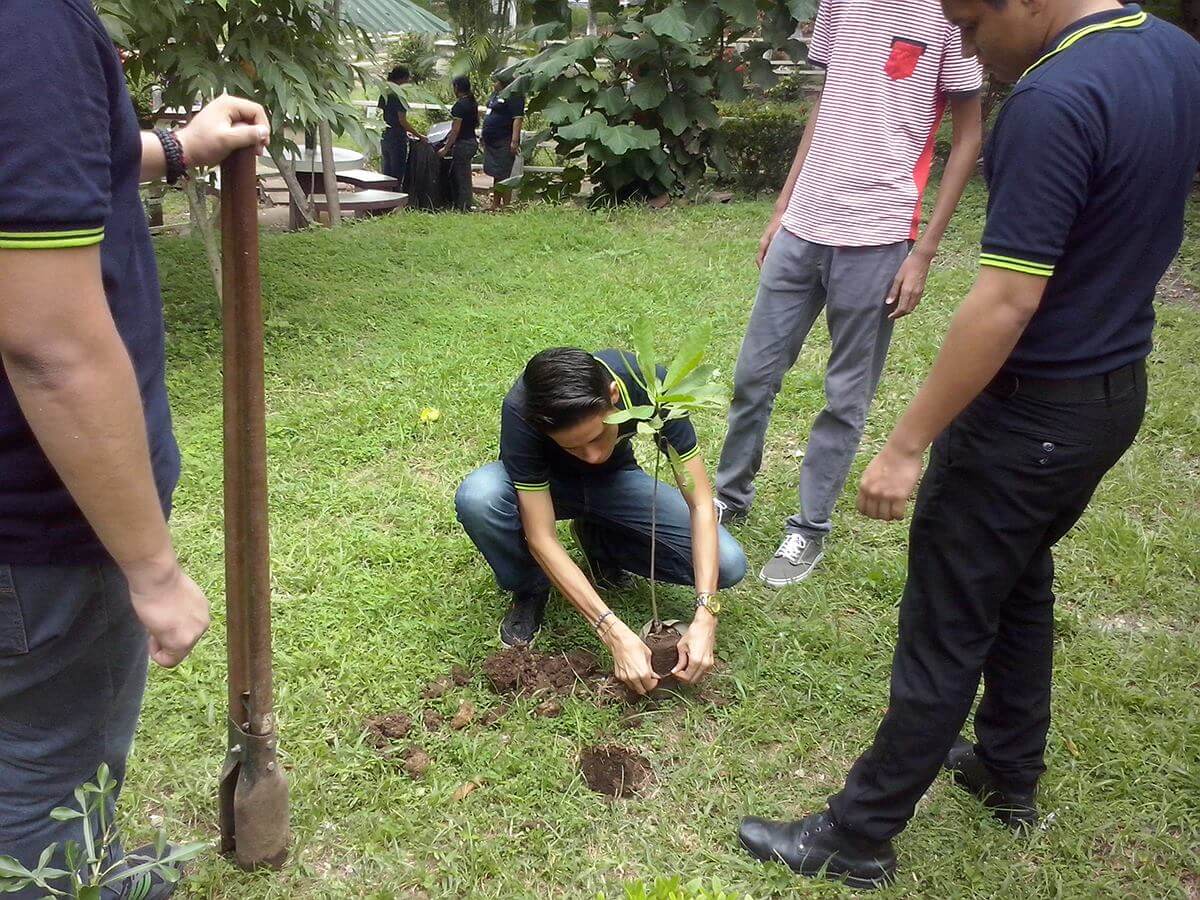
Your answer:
[500,350,699,493]
[981,5,1200,379]
[0,0,180,563]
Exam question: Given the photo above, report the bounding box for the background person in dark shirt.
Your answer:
[481,71,525,210]
[0,2,268,894]
[738,1,1200,890]
[455,348,747,695]
[437,74,480,211]
[377,65,425,184]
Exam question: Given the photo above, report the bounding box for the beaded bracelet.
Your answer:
[594,610,614,632]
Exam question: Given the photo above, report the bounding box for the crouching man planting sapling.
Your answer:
[456,341,748,695]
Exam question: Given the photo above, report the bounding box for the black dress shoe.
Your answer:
[738,810,897,890]
[499,589,548,648]
[944,736,1038,830]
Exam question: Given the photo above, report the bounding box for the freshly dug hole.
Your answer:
[579,745,653,798]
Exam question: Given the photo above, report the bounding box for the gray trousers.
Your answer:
[716,228,910,539]
[0,563,147,899]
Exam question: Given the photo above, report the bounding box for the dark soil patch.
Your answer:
[422,709,444,731]
[579,745,653,798]
[645,629,681,679]
[401,746,431,779]
[365,713,412,747]
[482,648,602,697]
[450,664,472,686]
[421,677,452,700]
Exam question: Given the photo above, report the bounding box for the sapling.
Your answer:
[605,318,725,676]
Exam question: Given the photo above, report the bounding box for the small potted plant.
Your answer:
[605,318,724,680]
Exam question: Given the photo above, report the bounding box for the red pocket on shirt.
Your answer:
[885,37,927,81]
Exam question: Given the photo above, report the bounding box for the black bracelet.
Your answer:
[154,128,188,185]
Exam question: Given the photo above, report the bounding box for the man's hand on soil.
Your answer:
[125,560,211,668]
[886,247,933,320]
[671,613,716,685]
[604,620,659,695]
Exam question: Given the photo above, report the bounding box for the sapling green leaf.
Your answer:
[663,323,711,392]
[605,405,656,424]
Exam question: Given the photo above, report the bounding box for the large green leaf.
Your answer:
[524,22,567,42]
[630,319,659,399]
[593,85,633,116]
[715,61,748,101]
[684,95,721,129]
[642,4,693,43]
[787,0,818,20]
[557,112,607,141]
[718,0,759,28]
[747,54,779,88]
[559,36,601,63]
[542,97,586,124]
[663,323,712,392]
[606,33,659,62]
[630,74,668,110]
[598,123,661,156]
[659,93,689,136]
[605,405,657,424]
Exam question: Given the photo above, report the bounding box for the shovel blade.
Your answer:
[222,726,290,870]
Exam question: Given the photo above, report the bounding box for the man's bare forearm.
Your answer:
[915,96,983,257]
[4,327,176,580]
[887,272,1045,456]
[770,96,822,221]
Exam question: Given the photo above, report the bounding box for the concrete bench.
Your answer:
[336,169,400,190]
[314,190,408,217]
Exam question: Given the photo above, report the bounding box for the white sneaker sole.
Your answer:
[758,551,824,588]
[498,621,538,650]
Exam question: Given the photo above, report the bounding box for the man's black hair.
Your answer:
[388,65,411,84]
[523,348,613,432]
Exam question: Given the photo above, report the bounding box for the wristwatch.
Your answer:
[694,592,721,616]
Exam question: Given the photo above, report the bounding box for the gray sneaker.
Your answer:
[759,533,824,587]
[713,498,748,526]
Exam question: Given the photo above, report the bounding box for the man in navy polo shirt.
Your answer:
[739,0,1200,888]
[0,2,267,895]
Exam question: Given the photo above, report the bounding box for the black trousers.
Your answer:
[829,362,1147,842]
[381,129,408,183]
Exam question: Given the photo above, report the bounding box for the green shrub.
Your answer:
[717,99,808,193]
[385,33,439,84]
[763,70,810,104]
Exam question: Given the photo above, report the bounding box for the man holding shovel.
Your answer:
[456,348,748,695]
[0,1,268,895]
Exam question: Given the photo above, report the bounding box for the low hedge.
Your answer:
[717,100,808,194]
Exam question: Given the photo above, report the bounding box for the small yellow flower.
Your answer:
[420,406,442,424]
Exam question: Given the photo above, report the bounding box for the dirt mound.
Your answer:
[579,745,653,798]
[421,677,452,700]
[365,713,412,747]
[422,709,444,731]
[450,664,472,686]
[401,746,431,778]
[482,648,602,697]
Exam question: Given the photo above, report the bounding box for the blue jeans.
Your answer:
[0,563,147,899]
[455,461,748,596]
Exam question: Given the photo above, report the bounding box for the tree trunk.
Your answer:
[268,146,314,229]
[318,125,342,227]
[320,0,343,227]
[1184,0,1200,39]
[649,447,660,627]
[587,1,598,35]
[184,176,222,301]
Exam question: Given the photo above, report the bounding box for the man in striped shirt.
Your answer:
[715,0,984,587]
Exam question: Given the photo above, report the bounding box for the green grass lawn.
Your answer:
[126,182,1199,898]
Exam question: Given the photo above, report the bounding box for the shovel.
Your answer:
[217,146,290,870]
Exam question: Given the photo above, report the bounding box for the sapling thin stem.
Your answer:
[650,443,660,627]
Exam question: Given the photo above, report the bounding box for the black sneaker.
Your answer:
[713,498,748,526]
[738,810,897,890]
[569,522,633,590]
[944,736,1038,830]
[499,589,548,648]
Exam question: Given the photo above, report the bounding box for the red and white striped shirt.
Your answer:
[781,0,983,247]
